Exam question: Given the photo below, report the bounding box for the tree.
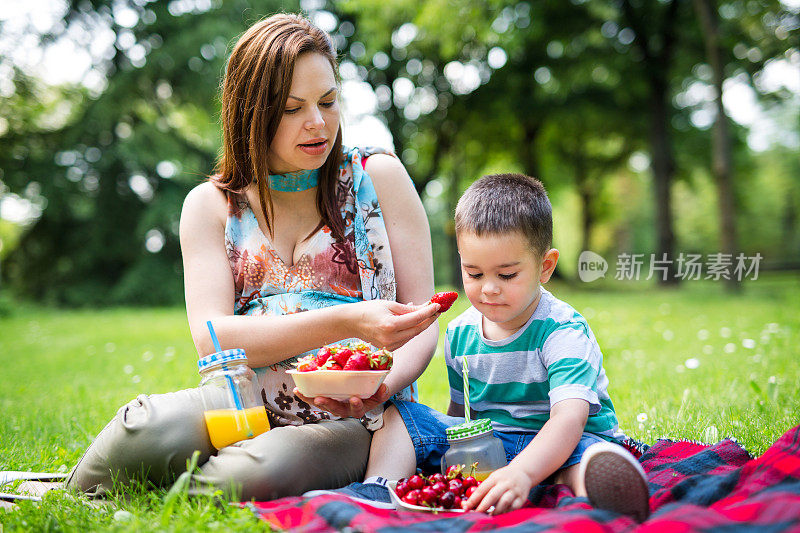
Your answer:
[689,0,793,290]
[0,0,292,305]
[617,0,688,285]
[693,0,739,291]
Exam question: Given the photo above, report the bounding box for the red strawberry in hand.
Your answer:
[333,348,352,367]
[316,346,332,366]
[296,355,318,372]
[430,291,458,312]
[343,352,371,370]
[369,348,393,370]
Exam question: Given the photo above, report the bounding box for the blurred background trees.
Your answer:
[0,0,797,306]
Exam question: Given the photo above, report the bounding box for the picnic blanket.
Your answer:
[247,424,800,532]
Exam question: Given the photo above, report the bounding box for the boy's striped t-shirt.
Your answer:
[445,288,625,442]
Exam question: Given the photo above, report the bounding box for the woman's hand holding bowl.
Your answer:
[294,383,391,419]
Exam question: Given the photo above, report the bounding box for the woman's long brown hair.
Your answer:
[212,13,345,242]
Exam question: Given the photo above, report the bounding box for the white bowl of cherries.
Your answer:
[388,464,483,513]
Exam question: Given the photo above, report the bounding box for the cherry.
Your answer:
[407,475,425,491]
[395,481,409,498]
[453,496,463,509]
[438,491,455,509]
[465,485,477,498]
[429,473,446,485]
[448,479,464,495]
[403,489,421,506]
[431,481,448,495]
[445,464,463,479]
[463,476,478,489]
[419,487,438,507]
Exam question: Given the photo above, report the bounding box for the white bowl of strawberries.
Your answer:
[388,465,482,512]
[286,342,392,400]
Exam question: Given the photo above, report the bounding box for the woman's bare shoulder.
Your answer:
[184,181,229,212]
[363,153,417,205]
[362,151,403,176]
[181,180,229,231]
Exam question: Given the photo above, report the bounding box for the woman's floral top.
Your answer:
[224,147,417,429]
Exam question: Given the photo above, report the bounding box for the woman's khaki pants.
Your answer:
[65,387,371,500]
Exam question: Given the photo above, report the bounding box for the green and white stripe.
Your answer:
[445,288,625,442]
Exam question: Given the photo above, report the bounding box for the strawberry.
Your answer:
[296,355,318,372]
[343,352,371,370]
[316,346,332,366]
[350,341,371,354]
[369,348,393,370]
[327,361,343,370]
[430,291,458,312]
[333,348,353,367]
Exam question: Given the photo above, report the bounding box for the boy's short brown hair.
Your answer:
[455,173,552,256]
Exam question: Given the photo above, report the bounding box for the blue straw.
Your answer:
[206,321,252,437]
[207,320,222,353]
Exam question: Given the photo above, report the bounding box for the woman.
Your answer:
[66,13,440,501]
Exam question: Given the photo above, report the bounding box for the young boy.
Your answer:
[308,174,649,521]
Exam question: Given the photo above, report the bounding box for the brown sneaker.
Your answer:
[579,441,650,523]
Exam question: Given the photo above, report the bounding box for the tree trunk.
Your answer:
[574,153,593,255]
[649,77,679,285]
[622,0,681,286]
[447,164,462,289]
[520,123,541,180]
[580,186,593,256]
[694,0,740,291]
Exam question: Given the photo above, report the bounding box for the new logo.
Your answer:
[578,251,608,282]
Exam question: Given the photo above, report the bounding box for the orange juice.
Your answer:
[203,406,270,450]
[473,471,493,482]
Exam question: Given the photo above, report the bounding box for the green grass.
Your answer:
[1,274,799,529]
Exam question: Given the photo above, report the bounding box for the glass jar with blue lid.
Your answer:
[197,348,270,449]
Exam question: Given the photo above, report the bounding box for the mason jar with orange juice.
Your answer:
[197,348,269,450]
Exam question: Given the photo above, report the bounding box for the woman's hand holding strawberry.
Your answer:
[351,300,439,351]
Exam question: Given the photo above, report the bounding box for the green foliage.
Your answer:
[0,0,296,306]
[338,0,799,285]
[0,0,797,302]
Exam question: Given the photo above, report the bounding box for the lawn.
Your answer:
[1,274,798,530]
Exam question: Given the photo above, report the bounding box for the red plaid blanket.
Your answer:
[247,424,800,532]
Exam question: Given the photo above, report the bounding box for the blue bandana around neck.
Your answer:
[268,168,320,192]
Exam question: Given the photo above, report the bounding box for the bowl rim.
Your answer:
[387,480,467,513]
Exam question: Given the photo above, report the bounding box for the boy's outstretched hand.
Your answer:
[462,465,533,514]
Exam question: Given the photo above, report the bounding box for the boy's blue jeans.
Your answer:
[391,399,607,477]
